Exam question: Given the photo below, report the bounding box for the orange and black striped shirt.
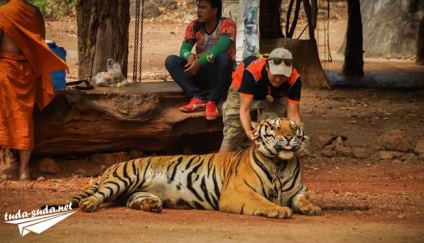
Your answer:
[231,55,301,104]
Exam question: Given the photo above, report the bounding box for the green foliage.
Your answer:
[29,0,77,20]
[29,0,47,13]
[0,0,77,20]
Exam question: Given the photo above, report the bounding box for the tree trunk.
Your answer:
[262,0,330,88]
[33,83,223,156]
[261,38,330,88]
[342,0,364,77]
[302,0,315,40]
[283,38,330,88]
[259,0,283,39]
[417,15,424,65]
[76,0,130,81]
[286,0,302,38]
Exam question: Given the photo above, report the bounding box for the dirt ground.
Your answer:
[1,6,424,243]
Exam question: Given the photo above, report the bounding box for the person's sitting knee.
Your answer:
[214,53,232,67]
[164,55,184,71]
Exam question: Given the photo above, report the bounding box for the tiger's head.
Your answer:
[252,117,307,160]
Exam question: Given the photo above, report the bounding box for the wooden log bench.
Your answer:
[33,82,224,156]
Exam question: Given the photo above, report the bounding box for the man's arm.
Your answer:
[184,36,232,75]
[180,42,194,60]
[286,101,302,125]
[197,36,232,65]
[240,96,257,141]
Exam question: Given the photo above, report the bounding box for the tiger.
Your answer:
[47,117,321,219]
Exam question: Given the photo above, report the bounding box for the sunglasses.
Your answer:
[268,57,293,66]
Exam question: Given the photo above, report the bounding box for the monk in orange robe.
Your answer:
[0,0,69,180]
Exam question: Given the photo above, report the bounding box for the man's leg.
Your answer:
[219,87,248,152]
[202,53,233,120]
[208,53,233,102]
[164,55,205,100]
[220,123,246,152]
[18,149,31,180]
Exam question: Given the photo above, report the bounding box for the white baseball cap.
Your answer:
[267,48,293,77]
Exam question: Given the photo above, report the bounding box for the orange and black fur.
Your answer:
[49,117,320,219]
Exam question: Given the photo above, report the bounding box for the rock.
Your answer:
[144,2,161,18]
[352,147,370,159]
[38,158,60,174]
[33,83,224,156]
[335,146,353,157]
[311,132,334,148]
[322,149,336,157]
[414,137,424,158]
[90,152,130,166]
[36,176,46,182]
[323,143,336,151]
[379,151,403,160]
[128,149,144,159]
[0,163,18,180]
[401,153,419,163]
[376,130,413,152]
[336,1,346,8]
[335,136,345,147]
[76,168,86,176]
[156,0,178,9]
[0,147,16,166]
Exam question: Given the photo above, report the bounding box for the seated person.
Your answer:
[165,0,236,120]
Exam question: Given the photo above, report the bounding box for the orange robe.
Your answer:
[0,0,69,150]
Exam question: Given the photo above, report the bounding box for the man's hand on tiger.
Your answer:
[246,129,258,141]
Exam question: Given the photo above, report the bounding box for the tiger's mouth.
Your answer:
[273,144,296,160]
[274,144,294,152]
[283,145,293,150]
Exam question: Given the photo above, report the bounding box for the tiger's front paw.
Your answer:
[293,197,321,216]
[299,204,321,216]
[254,206,293,219]
[79,197,99,213]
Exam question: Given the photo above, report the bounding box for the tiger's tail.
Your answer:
[41,183,100,210]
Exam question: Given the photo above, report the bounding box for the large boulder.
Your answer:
[362,0,423,59]
[376,130,413,152]
[33,82,224,156]
[339,0,424,59]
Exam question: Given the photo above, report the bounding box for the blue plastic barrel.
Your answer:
[46,40,66,90]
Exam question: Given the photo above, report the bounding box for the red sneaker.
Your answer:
[205,101,218,120]
[180,97,206,112]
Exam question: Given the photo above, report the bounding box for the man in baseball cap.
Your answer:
[267,47,293,77]
[219,47,303,152]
